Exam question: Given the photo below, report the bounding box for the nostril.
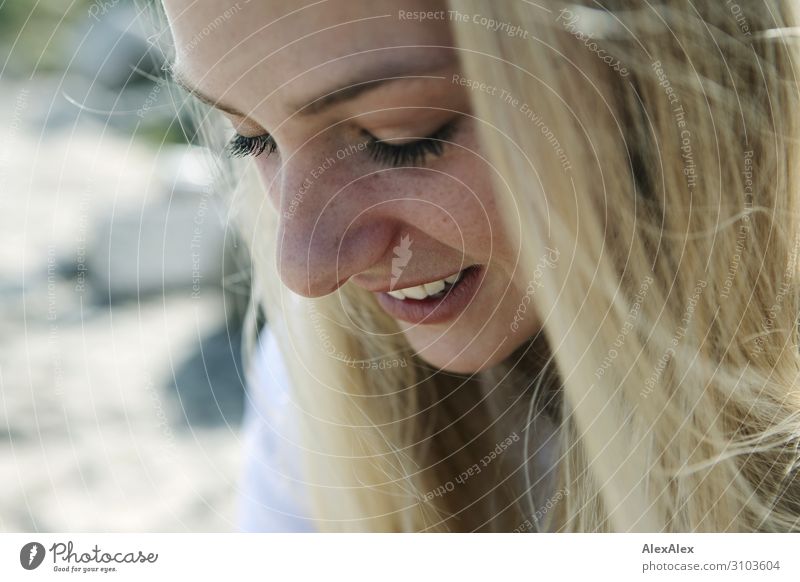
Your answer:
[274,239,356,298]
[276,219,399,299]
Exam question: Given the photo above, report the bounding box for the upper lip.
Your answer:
[353,266,472,294]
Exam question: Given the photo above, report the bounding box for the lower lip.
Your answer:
[374,265,483,325]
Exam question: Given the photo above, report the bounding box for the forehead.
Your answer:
[163,0,454,107]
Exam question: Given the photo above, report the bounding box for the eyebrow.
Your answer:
[168,58,453,119]
[292,75,445,115]
[170,65,250,117]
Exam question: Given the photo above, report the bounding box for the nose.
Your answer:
[271,147,397,297]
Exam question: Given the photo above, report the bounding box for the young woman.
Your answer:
[157,0,800,531]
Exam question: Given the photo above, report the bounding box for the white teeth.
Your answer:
[423,280,446,296]
[400,285,429,300]
[388,270,464,301]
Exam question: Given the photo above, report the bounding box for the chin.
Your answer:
[401,324,536,374]
[392,273,543,374]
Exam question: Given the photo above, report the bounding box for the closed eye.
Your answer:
[224,118,458,166]
[364,119,457,167]
[226,133,277,158]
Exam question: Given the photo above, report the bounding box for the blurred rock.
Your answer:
[88,146,227,302]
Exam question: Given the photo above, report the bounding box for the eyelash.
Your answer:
[224,120,456,167]
[226,133,277,158]
[364,121,456,167]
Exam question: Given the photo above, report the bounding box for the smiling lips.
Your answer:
[374,265,482,325]
[387,270,463,300]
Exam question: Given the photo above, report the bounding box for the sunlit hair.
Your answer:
[156,0,800,531]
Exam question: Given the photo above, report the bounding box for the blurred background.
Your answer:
[0,0,251,530]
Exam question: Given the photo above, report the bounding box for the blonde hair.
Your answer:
[161,0,800,531]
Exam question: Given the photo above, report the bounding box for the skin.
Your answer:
[163,0,541,373]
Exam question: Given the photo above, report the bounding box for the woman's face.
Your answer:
[163,0,541,372]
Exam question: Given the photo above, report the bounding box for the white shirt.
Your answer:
[235,327,316,532]
[236,327,560,532]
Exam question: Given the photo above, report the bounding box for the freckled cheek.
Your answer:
[422,158,498,258]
